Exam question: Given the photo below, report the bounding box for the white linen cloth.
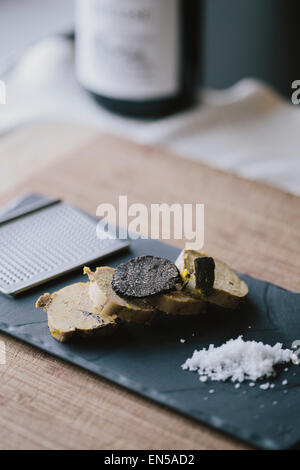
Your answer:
[1,36,299,196]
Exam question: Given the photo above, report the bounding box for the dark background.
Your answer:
[203,0,300,99]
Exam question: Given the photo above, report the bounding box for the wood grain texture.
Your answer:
[0,122,97,198]
[0,124,299,450]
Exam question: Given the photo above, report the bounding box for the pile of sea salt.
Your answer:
[182,336,297,384]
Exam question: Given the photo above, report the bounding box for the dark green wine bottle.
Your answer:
[75,0,201,119]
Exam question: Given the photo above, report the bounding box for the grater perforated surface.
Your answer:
[0,202,128,294]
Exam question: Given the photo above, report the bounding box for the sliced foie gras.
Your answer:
[35,282,117,342]
[84,266,156,323]
[147,289,206,316]
[175,248,248,309]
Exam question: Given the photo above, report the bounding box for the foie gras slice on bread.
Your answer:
[84,266,157,324]
[35,282,117,342]
[175,248,248,309]
[147,289,206,316]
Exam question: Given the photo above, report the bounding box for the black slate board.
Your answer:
[0,196,300,450]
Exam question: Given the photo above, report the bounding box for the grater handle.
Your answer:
[0,198,61,225]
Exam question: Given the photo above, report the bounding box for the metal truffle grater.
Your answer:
[0,194,129,295]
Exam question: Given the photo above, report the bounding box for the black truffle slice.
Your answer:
[112,256,181,298]
[194,256,215,297]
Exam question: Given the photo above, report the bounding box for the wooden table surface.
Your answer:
[0,123,299,450]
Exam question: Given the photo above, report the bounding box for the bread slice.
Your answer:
[35,282,117,342]
[175,249,248,309]
[84,266,156,323]
[147,289,206,315]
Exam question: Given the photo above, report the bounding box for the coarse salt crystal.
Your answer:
[180,338,186,344]
[199,376,207,382]
[282,379,288,386]
[182,336,295,384]
[260,382,270,390]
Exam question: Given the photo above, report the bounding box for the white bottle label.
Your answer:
[76,0,179,100]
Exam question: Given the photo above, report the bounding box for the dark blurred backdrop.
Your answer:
[203,0,300,99]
